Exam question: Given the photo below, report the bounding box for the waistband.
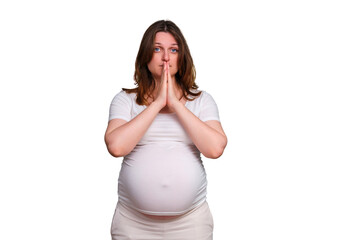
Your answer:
[116,200,208,224]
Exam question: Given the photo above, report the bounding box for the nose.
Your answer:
[162,51,169,62]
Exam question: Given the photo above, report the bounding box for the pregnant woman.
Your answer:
[105,20,227,240]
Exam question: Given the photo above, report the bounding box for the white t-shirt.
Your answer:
[108,90,220,215]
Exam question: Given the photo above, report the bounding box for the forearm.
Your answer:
[173,102,227,159]
[105,101,163,157]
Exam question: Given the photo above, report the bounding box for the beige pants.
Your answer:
[111,201,214,240]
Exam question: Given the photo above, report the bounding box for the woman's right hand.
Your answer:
[153,61,168,109]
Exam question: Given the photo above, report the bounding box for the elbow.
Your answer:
[107,145,124,158]
[108,148,124,158]
[204,138,227,159]
[109,146,130,158]
[105,133,130,157]
[105,141,129,158]
[203,143,226,159]
[205,146,225,159]
[204,149,223,159]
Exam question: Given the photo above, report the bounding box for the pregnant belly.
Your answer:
[118,144,207,215]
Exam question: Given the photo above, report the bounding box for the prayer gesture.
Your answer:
[155,61,181,112]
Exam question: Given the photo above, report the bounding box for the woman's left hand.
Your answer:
[165,61,181,111]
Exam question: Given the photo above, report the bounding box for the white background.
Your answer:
[0,0,359,239]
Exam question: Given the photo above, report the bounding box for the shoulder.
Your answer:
[112,90,136,103]
[188,89,216,103]
[186,90,218,110]
[199,90,213,99]
[109,90,137,112]
[186,89,220,121]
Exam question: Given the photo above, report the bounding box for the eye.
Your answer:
[170,48,178,53]
[154,47,161,52]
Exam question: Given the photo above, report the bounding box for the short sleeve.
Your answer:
[108,91,132,122]
[198,91,221,122]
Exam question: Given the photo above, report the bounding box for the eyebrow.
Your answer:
[154,42,178,46]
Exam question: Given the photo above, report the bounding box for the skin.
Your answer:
[147,32,183,113]
[104,32,227,218]
[105,32,226,158]
[147,32,179,84]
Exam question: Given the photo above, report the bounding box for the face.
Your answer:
[147,32,179,81]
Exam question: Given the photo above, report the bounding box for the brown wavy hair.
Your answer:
[123,20,201,105]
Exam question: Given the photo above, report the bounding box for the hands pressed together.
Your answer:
[154,61,182,112]
[106,61,227,159]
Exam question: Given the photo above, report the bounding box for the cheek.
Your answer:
[148,57,158,69]
[171,63,178,74]
[171,57,179,69]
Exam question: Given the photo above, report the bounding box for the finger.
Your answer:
[163,62,168,81]
[167,63,175,98]
[162,61,166,79]
[168,64,175,88]
[165,62,169,80]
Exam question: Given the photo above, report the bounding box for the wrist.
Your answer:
[151,100,165,112]
[170,100,184,112]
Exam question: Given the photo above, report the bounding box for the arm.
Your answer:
[172,102,227,159]
[105,67,168,157]
[105,101,163,157]
[164,62,227,159]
